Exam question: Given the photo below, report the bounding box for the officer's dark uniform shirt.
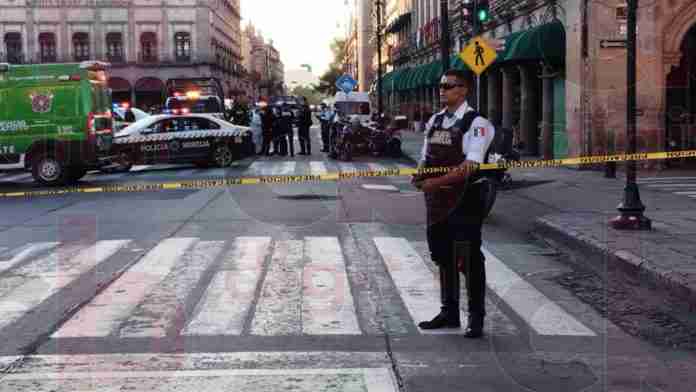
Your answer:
[420,101,495,224]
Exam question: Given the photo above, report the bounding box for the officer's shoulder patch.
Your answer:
[473,127,487,137]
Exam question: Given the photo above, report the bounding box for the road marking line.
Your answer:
[51,238,194,338]
[0,242,59,275]
[637,176,696,182]
[482,247,596,336]
[250,240,303,335]
[303,237,361,335]
[274,161,296,176]
[0,172,31,182]
[338,163,357,173]
[646,184,696,188]
[310,161,328,175]
[182,237,272,336]
[674,191,696,195]
[374,237,459,335]
[119,241,226,338]
[0,240,130,332]
[362,184,399,192]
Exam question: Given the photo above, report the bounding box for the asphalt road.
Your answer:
[0,126,694,391]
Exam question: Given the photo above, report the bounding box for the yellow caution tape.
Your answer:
[1,149,695,199]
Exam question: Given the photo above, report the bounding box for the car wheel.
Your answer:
[32,153,67,186]
[212,144,234,167]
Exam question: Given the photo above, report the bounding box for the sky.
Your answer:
[241,0,352,77]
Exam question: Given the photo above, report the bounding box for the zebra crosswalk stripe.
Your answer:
[119,241,226,338]
[0,240,130,332]
[0,236,598,339]
[302,237,360,335]
[52,238,194,338]
[182,237,272,336]
[250,240,303,335]
[482,248,596,336]
[309,161,328,176]
[0,242,59,276]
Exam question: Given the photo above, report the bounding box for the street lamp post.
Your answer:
[440,0,450,73]
[376,0,384,116]
[609,0,651,230]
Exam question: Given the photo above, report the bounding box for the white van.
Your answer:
[333,92,371,123]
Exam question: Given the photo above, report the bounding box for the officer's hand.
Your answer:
[410,175,424,189]
[421,179,440,193]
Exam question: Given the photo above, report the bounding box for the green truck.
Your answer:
[0,61,114,186]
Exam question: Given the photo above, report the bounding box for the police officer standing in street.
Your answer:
[411,69,495,338]
[298,101,313,155]
[282,103,296,157]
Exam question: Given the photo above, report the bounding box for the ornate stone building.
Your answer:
[0,0,242,109]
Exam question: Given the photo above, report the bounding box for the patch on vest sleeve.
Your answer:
[473,127,486,137]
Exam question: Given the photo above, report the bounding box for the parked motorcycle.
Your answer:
[480,127,521,219]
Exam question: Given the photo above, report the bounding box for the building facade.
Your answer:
[0,0,242,110]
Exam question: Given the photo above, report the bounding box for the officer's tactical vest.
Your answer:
[423,110,487,224]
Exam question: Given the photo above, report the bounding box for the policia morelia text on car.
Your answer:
[107,113,253,171]
[0,61,115,186]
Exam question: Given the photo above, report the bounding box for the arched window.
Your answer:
[106,32,123,62]
[72,32,90,61]
[174,32,191,62]
[4,32,23,64]
[38,32,56,63]
[140,32,157,63]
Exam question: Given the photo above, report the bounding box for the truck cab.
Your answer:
[0,61,114,185]
[164,78,225,119]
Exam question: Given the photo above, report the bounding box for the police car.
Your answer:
[107,113,253,172]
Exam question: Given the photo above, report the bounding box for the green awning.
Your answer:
[494,20,566,67]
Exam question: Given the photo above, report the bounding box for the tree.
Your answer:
[315,37,348,97]
[290,84,326,106]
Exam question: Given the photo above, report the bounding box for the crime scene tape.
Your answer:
[1,149,695,199]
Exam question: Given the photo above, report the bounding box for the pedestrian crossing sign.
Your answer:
[459,36,498,76]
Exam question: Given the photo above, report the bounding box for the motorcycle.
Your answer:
[480,127,521,219]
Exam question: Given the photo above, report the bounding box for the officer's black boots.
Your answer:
[464,314,484,338]
[418,309,461,329]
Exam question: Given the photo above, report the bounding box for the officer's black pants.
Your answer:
[320,122,330,151]
[426,183,487,319]
[299,127,311,154]
[261,133,272,155]
[286,130,295,157]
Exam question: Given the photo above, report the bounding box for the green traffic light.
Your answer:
[478,9,488,22]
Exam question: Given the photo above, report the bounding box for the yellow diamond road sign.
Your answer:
[459,36,498,76]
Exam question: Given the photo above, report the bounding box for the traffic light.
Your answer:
[477,1,490,24]
[461,0,475,27]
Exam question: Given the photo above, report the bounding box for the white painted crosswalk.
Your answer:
[638,177,696,199]
[0,235,597,339]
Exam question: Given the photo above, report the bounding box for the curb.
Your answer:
[533,216,696,310]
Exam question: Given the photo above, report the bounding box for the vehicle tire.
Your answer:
[31,153,68,186]
[114,151,134,173]
[388,139,402,158]
[212,143,234,167]
[67,166,88,183]
[341,142,352,161]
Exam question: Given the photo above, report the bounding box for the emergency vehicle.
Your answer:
[0,61,114,185]
[164,78,225,119]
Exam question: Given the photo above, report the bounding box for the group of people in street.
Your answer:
[254,100,314,157]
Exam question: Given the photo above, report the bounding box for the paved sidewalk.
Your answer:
[401,130,696,307]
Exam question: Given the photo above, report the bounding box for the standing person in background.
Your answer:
[271,104,286,156]
[281,103,295,157]
[318,103,330,152]
[259,102,274,156]
[298,101,313,155]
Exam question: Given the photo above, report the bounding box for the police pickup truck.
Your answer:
[107,113,253,171]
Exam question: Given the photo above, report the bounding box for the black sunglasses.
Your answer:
[439,83,465,90]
